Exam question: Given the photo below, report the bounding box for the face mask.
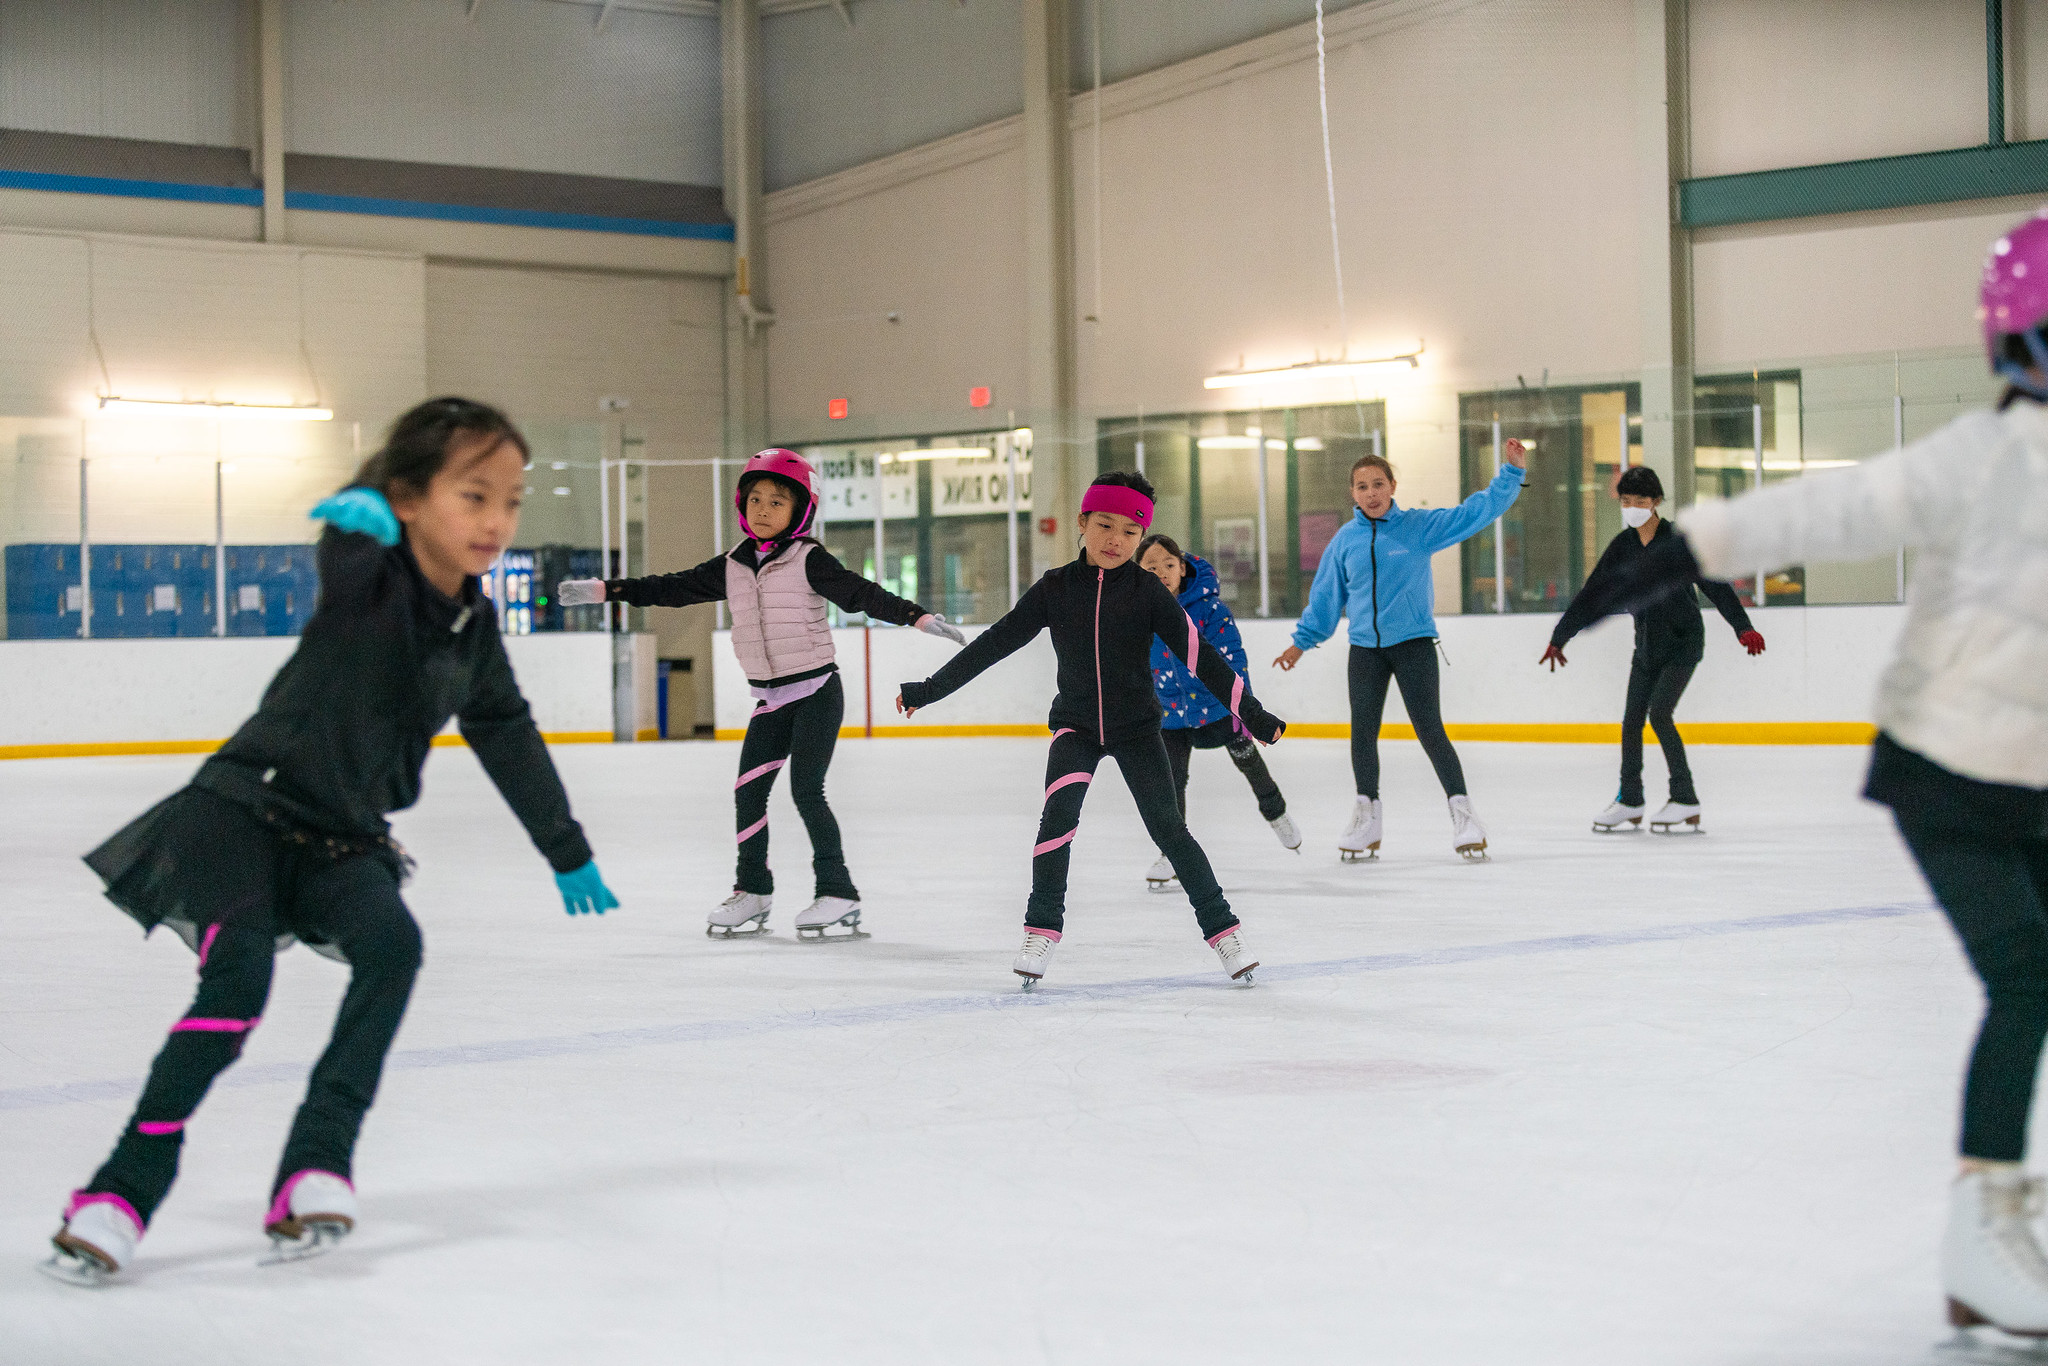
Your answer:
[1621,506,1654,529]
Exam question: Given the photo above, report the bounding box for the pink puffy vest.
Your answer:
[726,540,835,683]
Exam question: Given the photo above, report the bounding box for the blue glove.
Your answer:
[555,861,619,916]
[309,489,401,548]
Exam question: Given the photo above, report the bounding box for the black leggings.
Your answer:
[84,790,422,1225]
[734,672,854,900]
[1348,640,1466,799]
[1895,812,2048,1162]
[1163,718,1286,822]
[1620,654,1699,806]
[1029,727,1237,941]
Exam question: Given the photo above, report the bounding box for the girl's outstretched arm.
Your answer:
[592,552,731,609]
[896,579,1048,715]
[1413,454,1527,554]
[457,627,597,878]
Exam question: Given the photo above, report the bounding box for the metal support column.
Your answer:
[258,0,286,243]
[1752,402,1766,606]
[1023,0,1078,576]
[1491,421,1506,613]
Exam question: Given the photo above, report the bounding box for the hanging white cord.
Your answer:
[1092,0,1104,330]
[1315,0,1349,357]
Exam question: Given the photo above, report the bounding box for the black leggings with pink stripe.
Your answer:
[82,789,420,1227]
[734,672,855,901]
[1028,727,1238,941]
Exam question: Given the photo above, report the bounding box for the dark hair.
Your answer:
[1088,469,1156,502]
[349,397,529,499]
[1135,532,1189,576]
[1615,464,1664,500]
[1350,453,1396,483]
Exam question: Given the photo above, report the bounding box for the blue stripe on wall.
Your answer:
[0,168,734,241]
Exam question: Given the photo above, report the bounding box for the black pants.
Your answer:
[1348,640,1466,799]
[1619,653,1699,807]
[1874,737,2048,1162]
[734,672,855,900]
[1029,727,1237,941]
[1163,718,1286,822]
[83,790,421,1225]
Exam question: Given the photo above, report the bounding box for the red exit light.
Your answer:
[827,398,849,420]
[969,386,992,409]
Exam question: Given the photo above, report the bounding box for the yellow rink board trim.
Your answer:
[710,721,1878,746]
[0,732,618,761]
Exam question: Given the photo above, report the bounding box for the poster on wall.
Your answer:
[811,451,919,523]
[1211,517,1256,601]
[929,449,1032,517]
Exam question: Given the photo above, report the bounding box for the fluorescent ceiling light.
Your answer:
[98,397,333,421]
[1195,435,1328,451]
[1204,347,1423,391]
[877,448,992,465]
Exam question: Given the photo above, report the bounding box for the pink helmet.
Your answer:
[734,448,817,543]
[1981,209,2048,390]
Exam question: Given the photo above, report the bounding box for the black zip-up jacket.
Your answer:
[898,556,1285,747]
[1550,518,1753,664]
[188,526,593,871]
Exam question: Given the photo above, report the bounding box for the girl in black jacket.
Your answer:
[896,472,1286,988]
[42,398,616,1286]
[1539,465,1765,834]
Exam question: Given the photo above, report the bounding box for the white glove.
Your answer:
[557,578,606,607]
[918,613,966,647]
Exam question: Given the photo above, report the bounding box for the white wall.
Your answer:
[287,0,722,185]
[0,631,615,750]
[0,0,247,147]
[714,604,1903,736]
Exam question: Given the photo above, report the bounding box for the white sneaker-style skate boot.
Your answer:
[1944,1166,2048,1335]
[262,1170,357,1265]
[1209,928,1258,984]
[1592,800,1646,833]
[1338,797,1382,863]
[39,1193,142,1286]
[708,889,772,938]
[1448,795,1489,861]
[1649,801,1703,834]
[1145,854,1179,892]
[1014,928,1058,988]
[795,896,867,941]
[1268,813,1303,851]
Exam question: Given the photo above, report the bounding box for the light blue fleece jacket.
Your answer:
[1292,463,1526,651]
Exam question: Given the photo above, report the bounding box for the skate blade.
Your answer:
[260,1222,349,1266]
[1338,848,1380,864]
[1592,821,1643,833]
[1016,972,1041,991]
[706,920,772,938]
[1230,963,1259,985]
[1457,845,1490,862]
[38,1248,113,1287]
[1145,878,1179,893]
[796,923,869,941]
[1649,822,1704,835]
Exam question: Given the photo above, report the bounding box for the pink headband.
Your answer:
[1079,485,1154,528]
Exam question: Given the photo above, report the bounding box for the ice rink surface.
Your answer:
[0,734,2027,1365]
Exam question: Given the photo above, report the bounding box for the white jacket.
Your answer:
[1682,402,2048,788]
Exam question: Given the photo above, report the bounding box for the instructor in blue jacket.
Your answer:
[1274,440,1527,862]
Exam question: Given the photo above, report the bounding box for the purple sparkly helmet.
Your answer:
[1981,209,2048,396]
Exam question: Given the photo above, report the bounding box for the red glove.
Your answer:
[1539,644,1567,671]
[1739,630,1765,656]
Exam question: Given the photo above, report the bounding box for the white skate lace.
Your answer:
[1020,934,1054,961]
[721,892,752,909]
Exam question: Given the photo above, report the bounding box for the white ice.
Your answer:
[0,735,2012,1364]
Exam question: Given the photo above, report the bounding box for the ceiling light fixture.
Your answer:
[98,397,333,421]
[1204,346,1423,391]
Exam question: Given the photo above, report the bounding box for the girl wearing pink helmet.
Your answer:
[1591,209,2048,1334]
[558,449,963,940]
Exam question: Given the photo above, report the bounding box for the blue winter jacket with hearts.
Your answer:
[1149,555,1248,730]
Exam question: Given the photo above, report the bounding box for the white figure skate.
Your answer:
[1592,800,1646,833]
[1210,929,1258,984]
[708,890,772,938]
[39,1196,142,1286]
[1268,813,1303,851]
[1449,796,1489,862]
[1145,854,1179,892]
[1649,801,1703,835]
[1338,797,1382,863]
[261,1171,357,1266]
[795,896,867,941]
[1945,1166,2048,1335]
[1014,928,1058,988]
